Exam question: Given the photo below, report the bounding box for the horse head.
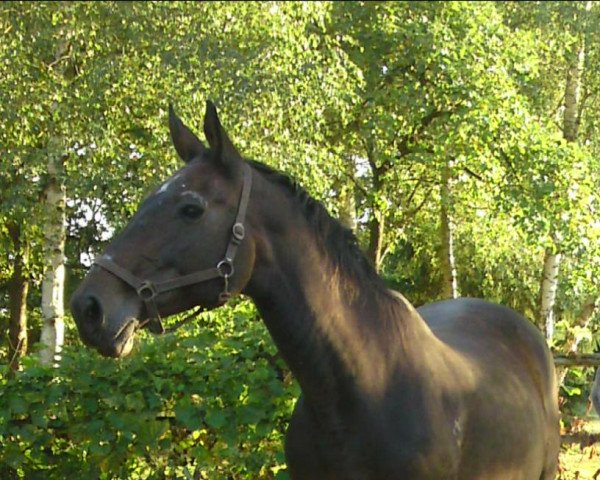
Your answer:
[70,102,256,357]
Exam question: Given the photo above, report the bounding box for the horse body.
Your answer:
[281,300,559,480]
[245,172,558,479]
[70,102,560,480]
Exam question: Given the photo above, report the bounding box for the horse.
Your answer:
[591,367,600,417]
[71,101,560,479]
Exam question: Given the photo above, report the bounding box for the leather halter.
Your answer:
[93,164,252,334]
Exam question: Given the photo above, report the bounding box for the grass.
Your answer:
[558,416,600,480]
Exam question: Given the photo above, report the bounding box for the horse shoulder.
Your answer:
[416,297,559,479]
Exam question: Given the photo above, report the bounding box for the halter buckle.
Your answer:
[137,281,158,301]
[232,223,245,244]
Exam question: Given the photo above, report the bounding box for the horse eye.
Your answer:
[179,203,205,220]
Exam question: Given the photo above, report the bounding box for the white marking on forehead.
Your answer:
[157,173,184,194]
[181,190,205,202]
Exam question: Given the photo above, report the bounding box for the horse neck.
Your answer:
[244,179,434,414]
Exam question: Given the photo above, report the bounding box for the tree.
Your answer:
[501,1,600,354]
[538,2,588,341]
[1,2,600,476]
[324,2,550,286]
[439,158,459,299]
[6,223,29,373]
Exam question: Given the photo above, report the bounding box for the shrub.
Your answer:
[0,301,298,479]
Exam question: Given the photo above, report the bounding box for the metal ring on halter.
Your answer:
[217,259,234,278]
[137,281,158,301]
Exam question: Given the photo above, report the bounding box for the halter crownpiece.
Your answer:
[93,164,253,334]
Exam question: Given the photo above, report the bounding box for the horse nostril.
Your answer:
[82,295,103,326]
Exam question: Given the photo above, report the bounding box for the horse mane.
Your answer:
[247,160,389,295]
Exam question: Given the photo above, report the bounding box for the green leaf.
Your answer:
[175,403,203,431]
[205,409,227,429]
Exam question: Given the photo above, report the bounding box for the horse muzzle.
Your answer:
[70,286,141,358]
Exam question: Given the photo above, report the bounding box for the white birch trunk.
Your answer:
[440,214,458,299]
[39,139,66,366]
[539,37,585,341]
[539,251,561,340]
[440,160,459,299]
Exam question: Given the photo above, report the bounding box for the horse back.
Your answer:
[417,297,560,479]
[417,297,556,399]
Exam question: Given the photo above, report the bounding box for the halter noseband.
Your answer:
[93,164,253,334]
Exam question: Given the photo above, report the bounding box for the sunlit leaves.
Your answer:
[1,3,599,474]
[0,302,297,478]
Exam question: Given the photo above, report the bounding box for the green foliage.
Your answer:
[0,302,298,479]
[1,1,600,475]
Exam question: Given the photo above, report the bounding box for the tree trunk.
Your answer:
[338,160,357,231]
[563,38,584,142]
[440,160,458,299]
[539,251,561,340]
[38,32,71,367]
[7,223,29,374]
[367,212,385,272]
[539,37,585,341]
[39,138,67,366]
[365,143,386,272]
[556,294,600,385]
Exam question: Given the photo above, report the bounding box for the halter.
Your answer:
[93,164,252,334]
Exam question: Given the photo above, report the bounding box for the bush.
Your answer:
[0,301,299,479]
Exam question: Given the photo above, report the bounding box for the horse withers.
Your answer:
[71,101,560,479]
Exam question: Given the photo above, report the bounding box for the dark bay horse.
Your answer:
[71,101,560,479]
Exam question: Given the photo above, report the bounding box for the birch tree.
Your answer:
[537,2,595,344]
[39,139,67,366]
[38,22,72,365]
[439,158,459,299]
[500,2,599,352]
[539,21,585,341]
[2,1,597,377]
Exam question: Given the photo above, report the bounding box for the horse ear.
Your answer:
[169,104,207,163]
[203,100,242,175]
